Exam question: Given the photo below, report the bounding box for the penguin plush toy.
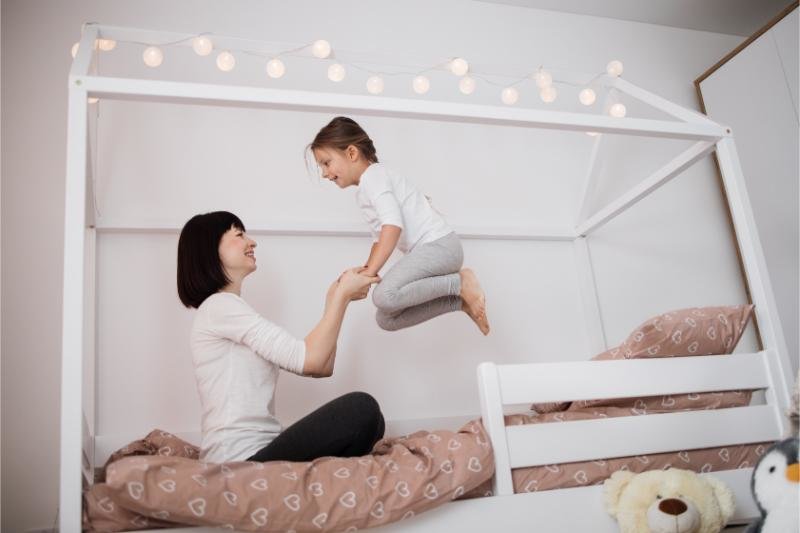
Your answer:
[745,437,799,533]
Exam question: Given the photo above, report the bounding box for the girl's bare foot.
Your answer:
[460,268,490,335]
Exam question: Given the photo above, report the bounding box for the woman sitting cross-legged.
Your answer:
[177,211,384,463]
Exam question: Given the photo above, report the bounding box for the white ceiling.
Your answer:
[475,0,793,36]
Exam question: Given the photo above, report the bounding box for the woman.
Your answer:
[177,211,384,463]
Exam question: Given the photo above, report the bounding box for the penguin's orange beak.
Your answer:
[787,463,799,483]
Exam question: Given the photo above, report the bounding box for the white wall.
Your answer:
[1,1,749,530]
[698,8,799,375]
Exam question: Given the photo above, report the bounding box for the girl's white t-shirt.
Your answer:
[190,292,306,463]
[356,163,452,254]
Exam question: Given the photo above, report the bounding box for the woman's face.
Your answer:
[218,225,257,279]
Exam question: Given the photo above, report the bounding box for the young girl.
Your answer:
[177,211,384,463]
[309,117,490,335]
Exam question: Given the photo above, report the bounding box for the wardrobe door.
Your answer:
[698,7,799,372]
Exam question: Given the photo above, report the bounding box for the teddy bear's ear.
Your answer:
[705,475,735,524]
[603,470,636,517]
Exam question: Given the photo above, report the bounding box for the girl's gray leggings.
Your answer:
[372,232,463,331]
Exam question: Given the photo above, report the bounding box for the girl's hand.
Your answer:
[337,269,380,301]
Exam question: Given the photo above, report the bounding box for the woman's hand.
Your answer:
[337,268,380,301]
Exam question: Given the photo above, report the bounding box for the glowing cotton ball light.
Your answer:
[579,88,596,106]
[267,58,286,78]
[327,63,346,82]
[458,76,476,95]
[449,57,469,76]
[312,39,332,59]
[142,46,164,67]
[540,85,557,103]
[412,75,430,94]
[97,39,116,51]
[606,60,624,77]
[192,36,213,56]
[216,51,236,72]
[366,75,384,95]
[501,87,519,105]
[533,69,552,88]
[609,103,626,117]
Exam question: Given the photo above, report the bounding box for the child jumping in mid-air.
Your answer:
[308,116,490,335]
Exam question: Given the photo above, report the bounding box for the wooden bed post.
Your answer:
[715,135,794,434]
[60,23,96,533]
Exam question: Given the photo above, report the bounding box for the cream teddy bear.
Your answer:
[604,468,735,533]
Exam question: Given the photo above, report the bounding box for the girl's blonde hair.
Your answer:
[308,116,379,163]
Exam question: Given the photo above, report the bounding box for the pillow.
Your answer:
[530,304,755,414]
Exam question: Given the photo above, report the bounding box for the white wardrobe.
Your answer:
[697,4,799,374]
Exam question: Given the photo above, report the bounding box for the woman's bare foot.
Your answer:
[460,268,490,335]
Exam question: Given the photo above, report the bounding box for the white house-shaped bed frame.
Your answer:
[62,24,794,532]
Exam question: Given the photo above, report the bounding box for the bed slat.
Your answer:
[494,352,770,405]
[506,405,778,467]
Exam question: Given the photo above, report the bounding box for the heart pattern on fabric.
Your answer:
[447,439,462,451]
[188,497,206,517]
[223,491,238,506]
[157,446,172,456]
[157,479,176,493]
[523,480,538,493]
[151,510,170,519]
[631,399,647,415]
[395,481,411,498]
[160,466,177,475]
[250,507,269,527]
[339,491,357,508]
[127,482,144,500]
[701,463,713,473]
[191,474,207,487]
[402,510,415,520]
[718,448,730,462]
[453,485,466,499]
[423,483,439,500]
[282,471,299,481]
[98,497,115,513]
[440,460,454,474]
[365,476,378,489]
[370,501,385,520]
[334,467,351,479]
[573,471,588,484]
[131,515,149,527]
[220,465,234,478]
[312,512,328,529]
[250,478,269,491]
[308,482,324,497]
[427,433,442,443]
[467,457,482,472]
[679,451,691,463]
[414,462,426,473]
[283,494,301,511]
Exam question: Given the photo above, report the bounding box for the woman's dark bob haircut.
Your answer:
[177,211,245,308]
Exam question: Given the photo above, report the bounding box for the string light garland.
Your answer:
[69,32,625,124]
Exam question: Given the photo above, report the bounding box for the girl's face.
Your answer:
[313,146,365,188]
[218,225,257,279]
